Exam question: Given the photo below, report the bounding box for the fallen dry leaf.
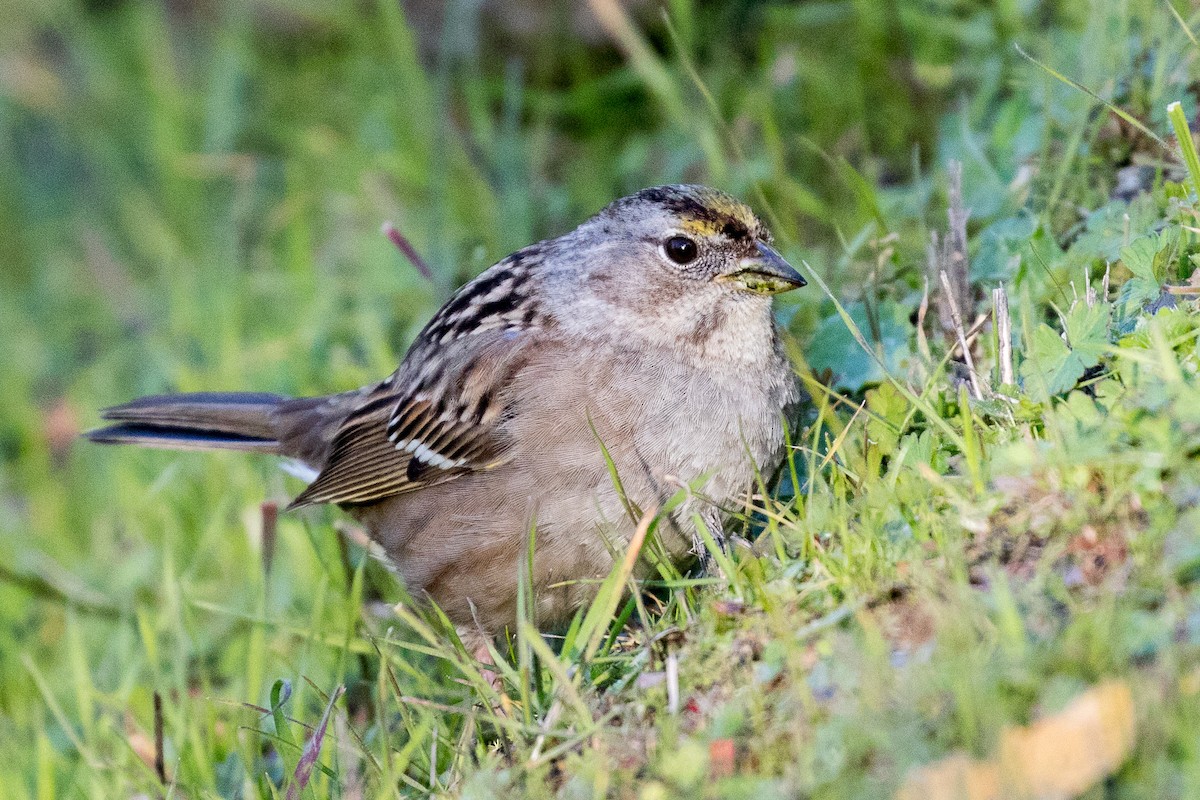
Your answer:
[709,738,736,779]
[894,753,999,800]
[43,397,80,464]
[124,711,158,774]
[712,598,747,617]
[896,680,1135,800]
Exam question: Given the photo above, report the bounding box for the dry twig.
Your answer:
[940,270,986,399]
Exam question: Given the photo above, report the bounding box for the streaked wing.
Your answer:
[288,244,548,509]
[287,327,533,509]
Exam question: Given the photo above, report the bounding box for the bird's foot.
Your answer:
[458,627,505,694]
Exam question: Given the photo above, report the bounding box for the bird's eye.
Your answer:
[664,235,699,265]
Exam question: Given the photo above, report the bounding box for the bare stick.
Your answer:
[927,231,954,342]
[946,161,971,314]
[153,691,166,786]
[666,647,680,715]
[261,501,278,577]
[916,276,932,363]
[382,221,435,282]
[993,283,1015,387]
[529,700,564,763]
[927,162,973,352]
[941,270,986,399]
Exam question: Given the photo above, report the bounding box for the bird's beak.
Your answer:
[717,241,807,295]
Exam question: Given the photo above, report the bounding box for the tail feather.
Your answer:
[87,392,288,454]
[86,423,281,452]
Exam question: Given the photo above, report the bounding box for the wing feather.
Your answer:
[288,246,549,509]
[288,328,534,509]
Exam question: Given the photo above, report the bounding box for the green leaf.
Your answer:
[1118,278,1164,312]
[972,213,1037,283]
[1021,301,1111,402]
[865,382,908,456]
[270,679,294,746]
[1068,196,1161,263]
[1020,323,1087,400]
[1120,235,1160,282]
[807,301,915,391]
[1063,302,1109,367]
[1120,228,1180,284]
[1118,235,1156,281]
[899,431,936,471]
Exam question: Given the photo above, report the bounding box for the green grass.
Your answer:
[6,0,1200,796]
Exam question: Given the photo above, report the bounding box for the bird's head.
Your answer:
[520,185,806,359]
[585,184,806,298]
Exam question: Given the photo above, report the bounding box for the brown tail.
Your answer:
[86,392,339,468]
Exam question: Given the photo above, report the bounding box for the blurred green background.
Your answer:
[2,0,1196,794]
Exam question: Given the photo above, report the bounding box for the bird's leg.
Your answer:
[695,506,729,578]
[458,626,503,692]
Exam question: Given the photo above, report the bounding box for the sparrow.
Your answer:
[88,184,806,653]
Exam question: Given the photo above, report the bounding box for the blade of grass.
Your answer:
[690,510,740,593]
[958,384,985,495]
[576,506,657,664]
[1168,102,1200,194]
[22,655,102,769]
[1166,0,1199,48]
[801,259,966,449]
[518,621,593,721]
[1015,43,1168,151]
